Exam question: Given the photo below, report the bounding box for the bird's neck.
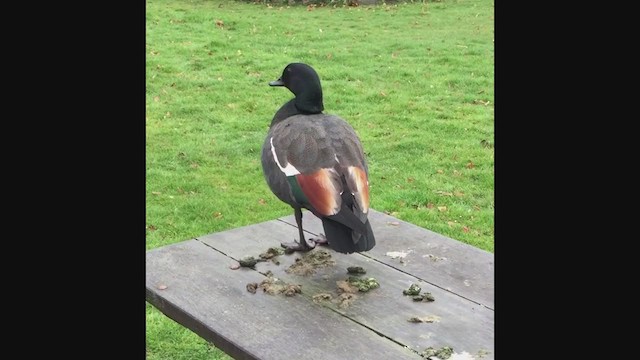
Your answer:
[294,87,324,115]
[270,100,298,126]
[270,96,324,127]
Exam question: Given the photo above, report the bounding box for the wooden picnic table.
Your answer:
[146,209,494,360]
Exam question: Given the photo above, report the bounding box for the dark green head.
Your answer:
[270,63,324,114]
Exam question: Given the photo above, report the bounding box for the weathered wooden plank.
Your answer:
[146,239,422,360]
[278,209,494,309]
[197,219,494,359]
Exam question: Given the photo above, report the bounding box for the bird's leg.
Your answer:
[281,208,316,253]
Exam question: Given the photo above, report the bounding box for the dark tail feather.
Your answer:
[321,217,376,254]
[352,218,375,251]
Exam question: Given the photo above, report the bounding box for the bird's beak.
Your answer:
[269,78,285,86]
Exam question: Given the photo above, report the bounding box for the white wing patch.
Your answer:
[270,137,300,176]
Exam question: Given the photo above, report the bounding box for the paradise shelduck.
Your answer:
[261,63,376,254]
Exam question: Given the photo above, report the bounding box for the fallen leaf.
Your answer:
[157,284,167,290]
[436,191,453,196]
[213,212,223,218]
[229,263,240,270]
[438,206,448,212]
[190,163,199,168]
[466,161,475,169]
[153,96,159,102]
[151,191,161,195]
[215,19,224,28]
[387,221,400,226]
[426,203,435,209]
[326,53,333,59]
[453,191,464,197]
[462,226,470,233]
[147,225,157,231]
[380,91,387,97]
[436,169,444,174]
[258,198,267,205]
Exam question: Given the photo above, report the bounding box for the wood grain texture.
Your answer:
[146,210,494,360]
[146,240,421,360]
[278,209,494,309]
[197,218,493,358]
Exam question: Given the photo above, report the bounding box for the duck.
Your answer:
[261,63,376,254]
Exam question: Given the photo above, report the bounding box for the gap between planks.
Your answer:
[274,218,493,311]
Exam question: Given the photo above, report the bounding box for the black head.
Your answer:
[269,63,324,114]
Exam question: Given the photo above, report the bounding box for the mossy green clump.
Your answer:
[420,346,454,359]
[238,256,260,268]
[259,276,302,297]
[305,250,334,266]
[403,283,422,296]
[348,276,379,292]
[413,292,435,302]
[347,266,367,275]
[259,247,285,259]
[286,249,336,276]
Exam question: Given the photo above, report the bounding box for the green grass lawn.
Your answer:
[146,0,493,358]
